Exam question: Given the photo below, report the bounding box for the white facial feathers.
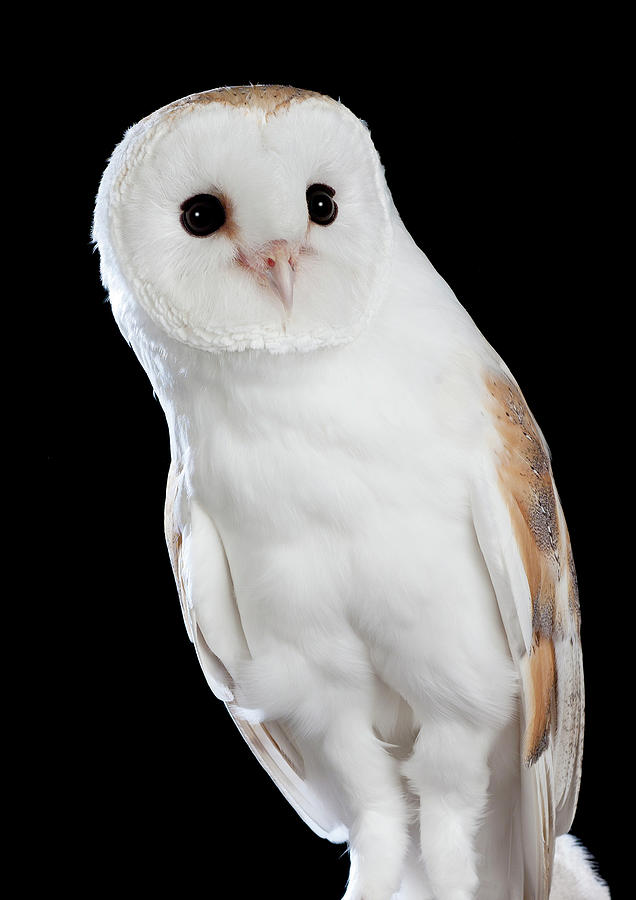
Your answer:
[94,87,394,353]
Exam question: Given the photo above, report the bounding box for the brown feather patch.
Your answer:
[144,85,332,129]
[185,84,328,113]
[525,634,557,764]
[487,373,564,763]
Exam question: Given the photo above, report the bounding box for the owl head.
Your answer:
[93,85,395,354]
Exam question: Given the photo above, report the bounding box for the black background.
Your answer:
[46,22,626,897]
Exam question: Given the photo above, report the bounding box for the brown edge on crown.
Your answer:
[139,84,335,130]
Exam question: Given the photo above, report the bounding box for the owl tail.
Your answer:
[550,834,610,899]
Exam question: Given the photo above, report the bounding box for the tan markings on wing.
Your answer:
[487,373,571,764]
[566,528,581,624]
[526,633,556,765]
[258,721,305,778]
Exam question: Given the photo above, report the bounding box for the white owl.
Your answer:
[93,85,609,899]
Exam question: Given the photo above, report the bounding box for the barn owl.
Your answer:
[93,85,609,899]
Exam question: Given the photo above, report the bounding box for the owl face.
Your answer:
[95,86,394,353]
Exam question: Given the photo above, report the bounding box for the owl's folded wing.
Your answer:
[470,368,584,900]
[164,461,346,843]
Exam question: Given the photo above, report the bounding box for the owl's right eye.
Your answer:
[180,194,226,237]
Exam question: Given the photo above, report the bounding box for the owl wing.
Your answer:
[470,368,584,900]
[164,461,346,843]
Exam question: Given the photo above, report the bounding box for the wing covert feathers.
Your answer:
[474,368,585,897]
[164,460,195,643]
[485,370,583,775]
[162,460,346,843]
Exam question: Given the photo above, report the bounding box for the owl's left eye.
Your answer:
[180,194,226,237]
[307,184,338,226]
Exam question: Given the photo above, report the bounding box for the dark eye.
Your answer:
[180,194,226,236]
[306,183,338,226]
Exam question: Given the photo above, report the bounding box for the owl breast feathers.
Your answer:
[93,85,608,899]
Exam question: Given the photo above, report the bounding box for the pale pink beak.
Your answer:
[264,245,295,315]
[237,241,296,317]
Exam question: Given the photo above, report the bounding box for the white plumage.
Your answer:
[93,85,609,899]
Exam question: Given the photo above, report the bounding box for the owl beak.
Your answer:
[236,241,297,317]
[265,248,295,316]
